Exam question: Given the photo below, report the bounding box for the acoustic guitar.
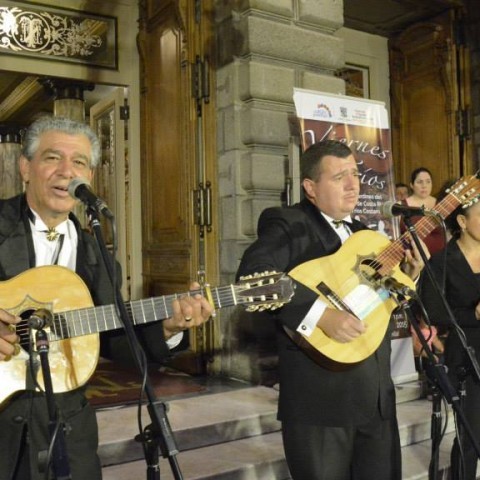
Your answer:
[0,267,294,406]
[287,173,480,368]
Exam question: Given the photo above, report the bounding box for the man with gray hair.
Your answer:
[0,116,212,479]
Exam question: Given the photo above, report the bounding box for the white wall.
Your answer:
[335,27,391,114]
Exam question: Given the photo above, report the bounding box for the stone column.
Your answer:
[40,79,95,122]
[214,0,346,382]
[0,129,22,198]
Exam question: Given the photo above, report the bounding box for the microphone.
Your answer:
[28,309,54,330]
[382,201,431,218]
[68,178,114,219]
[378,276,416,297]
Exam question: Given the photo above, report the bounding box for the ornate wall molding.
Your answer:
[0,2,117,68]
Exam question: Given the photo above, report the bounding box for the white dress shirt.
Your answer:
[296,212,353,337]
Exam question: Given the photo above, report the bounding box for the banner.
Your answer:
[293,88,416,382]
[294,88,399,239]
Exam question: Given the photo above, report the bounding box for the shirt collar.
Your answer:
[321,212,353,227]
[28,209,70,235]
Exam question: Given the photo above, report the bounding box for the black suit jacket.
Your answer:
[237,199,397,426]
[419,238,480,378]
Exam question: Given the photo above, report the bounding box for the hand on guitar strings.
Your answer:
[162,282,214,339]
[401,237,429,281]
[317,308,366,343]
[0,309,21,361]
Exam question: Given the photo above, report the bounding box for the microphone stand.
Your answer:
[402,215,480,480]
[87,207,183,480]
[34,327,72,479]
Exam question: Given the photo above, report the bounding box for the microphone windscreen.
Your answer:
[68,177,91,199]
[381,201,396,218]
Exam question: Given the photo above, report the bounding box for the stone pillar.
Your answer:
[0,129,22,198]
[40,79,95,122]
[214,0,346,382]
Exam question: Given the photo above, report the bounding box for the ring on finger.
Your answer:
[185,317,192,322]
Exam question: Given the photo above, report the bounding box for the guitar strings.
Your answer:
[12,284,263,344]
[372,194,459,275]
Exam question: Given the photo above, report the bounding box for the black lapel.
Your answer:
[0,195,34,280]
[299,199,342,253]
[70,215,99,291]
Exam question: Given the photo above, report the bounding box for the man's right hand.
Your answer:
[0,310,20,361]
[316,308,366,343]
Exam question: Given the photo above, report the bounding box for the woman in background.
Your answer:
[402,167,445,255]
[420,200,480,480]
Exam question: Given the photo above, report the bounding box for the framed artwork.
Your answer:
[336,64,371,99]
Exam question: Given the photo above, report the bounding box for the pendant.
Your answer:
[46,227,60,241]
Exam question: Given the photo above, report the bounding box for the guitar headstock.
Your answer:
[237,271,295,311]
[446,172,480,209]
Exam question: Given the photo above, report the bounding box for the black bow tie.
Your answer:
[332,219,352,229]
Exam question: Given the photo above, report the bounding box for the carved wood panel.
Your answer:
[390,9,472,195]
[139,0,218,373]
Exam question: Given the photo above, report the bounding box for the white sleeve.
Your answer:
[166,331,184,349]
[296,298,328,337]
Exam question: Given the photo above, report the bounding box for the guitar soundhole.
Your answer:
[358,257,382,285]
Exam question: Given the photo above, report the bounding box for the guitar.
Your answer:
[1,267,294,406]
[286,173,480,368]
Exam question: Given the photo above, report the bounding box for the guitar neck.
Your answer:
[50,285,236,340]
[376,193,461,274]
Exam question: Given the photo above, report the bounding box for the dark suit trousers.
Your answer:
[281,408,401,480]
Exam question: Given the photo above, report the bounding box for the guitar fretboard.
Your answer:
[376,191,463,274]
[48,286,238,341]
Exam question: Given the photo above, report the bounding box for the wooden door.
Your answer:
[390,8,472,195]
[90,88,129,299]
[138,0,218,374]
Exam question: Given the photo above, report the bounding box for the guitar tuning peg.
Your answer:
[240,274,252,280]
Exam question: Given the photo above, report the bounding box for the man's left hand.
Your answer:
[402,237,429,281]
[162,282,214,339]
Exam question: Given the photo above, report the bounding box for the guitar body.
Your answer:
[289,230,414,365]
[0,266,99,406]
[0,265,294,407]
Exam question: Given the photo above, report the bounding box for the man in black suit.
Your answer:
[0,116,213,480]
[237,140,423,479]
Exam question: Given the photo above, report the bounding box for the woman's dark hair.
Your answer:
[438,179,464,238]
[300,140,353,181]
[446,204,466,239]
[410,167,433,185]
